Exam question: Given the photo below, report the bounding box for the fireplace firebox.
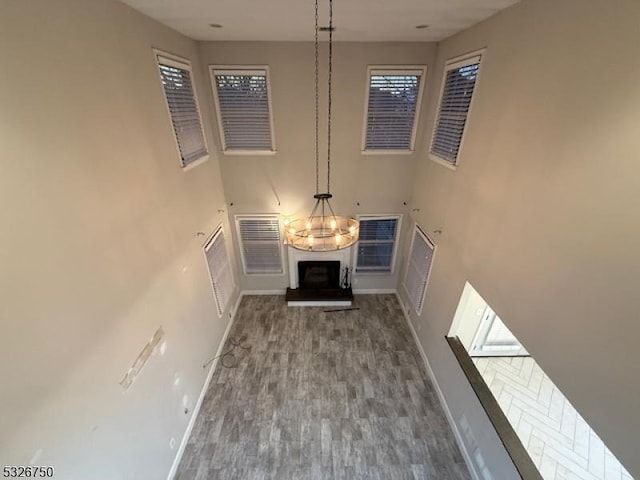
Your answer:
[298,261,341,290]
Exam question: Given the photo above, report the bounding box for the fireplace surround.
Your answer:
[285,246,354,306]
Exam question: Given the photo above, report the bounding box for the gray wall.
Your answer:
[197,41,437,292]
[399,0,640,476]
[0,0,239,477]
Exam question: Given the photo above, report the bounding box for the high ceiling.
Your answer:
[120,0,519,42]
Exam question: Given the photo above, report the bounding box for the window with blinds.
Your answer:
[236,216,283,275]
[362,67,426,153]
[430,52,483,166]
[355,216,400,273]
[155,53,208,167]
[210,67,275,153]
[204,228,235,317]
[403,226,435,314]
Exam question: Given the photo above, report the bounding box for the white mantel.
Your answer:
[287,245,354,289]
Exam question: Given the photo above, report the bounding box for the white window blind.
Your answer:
[236,216,283,274]
[355,216,400,273]
[204,228,235,317]
[156,54,208,167]
[430,54,482,165]
[404,226,435,314]
[211,68,275,152]
[363,68,425,152]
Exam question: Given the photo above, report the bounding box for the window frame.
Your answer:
[209,65,276,155]
[235,214,285,276]
[153,49,209,170]
[403,224,436,315]
[361,65,427,155]
[354,214,402,275]
[429,49,485,170]
[203,226,236,318]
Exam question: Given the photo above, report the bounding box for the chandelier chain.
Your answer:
[327,0,333,194]
[314,0,320,195]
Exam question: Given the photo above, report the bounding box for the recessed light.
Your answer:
[415,24,429,29]
[209,23,223,28]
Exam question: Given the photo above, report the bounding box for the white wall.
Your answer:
[197,41,437,293]
[400,0,640,476]
[0,0,238,477]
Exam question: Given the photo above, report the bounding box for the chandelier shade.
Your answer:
[285,0,359,252]
[285,194,359,251]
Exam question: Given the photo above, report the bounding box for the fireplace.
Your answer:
[285,247,354,306]
[298,261,341,290]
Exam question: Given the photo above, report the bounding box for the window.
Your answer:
[430,51,483,167]
[355,215,401,274]
[403,225,435,314]
[210,67,275,153]
[362,67,426,153]
[155,52,208,168]
[235,216,283,275]
[203,228,235,317]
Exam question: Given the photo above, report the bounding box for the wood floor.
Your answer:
[175,294,470,480]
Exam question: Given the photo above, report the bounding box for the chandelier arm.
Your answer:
[306,197,322,233]
[314,0,320,195]
[325,198,342,233]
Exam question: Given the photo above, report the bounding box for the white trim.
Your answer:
[429,48,486,168]
[361,65,427,153]
[361,149,415,156]
[181,155,209,172]
[354,214,402,276]
[352,288,397,294]
[221,150,277,156]
[209,65,276,154]
[428,154,457,171]
[242,289,287,295]
[153,49,209,169]
[395,293,480,480]
[167,291,243,480]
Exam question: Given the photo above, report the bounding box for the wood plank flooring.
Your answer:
[175,295,471,480]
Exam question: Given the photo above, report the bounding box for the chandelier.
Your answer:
[284,0,359,252]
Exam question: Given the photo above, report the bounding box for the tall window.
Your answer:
[355,216,401,274]
[403,225,435,314]
[155,52,208,168]
[362,67,426,153]
[430,52,483,167]
[235,216,283,275]
[210,67,275,153]
[204,228,235,317]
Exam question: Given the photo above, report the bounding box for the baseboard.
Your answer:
[241,289,287,295]
[395,293,480,480]
[166,290,243,480]
[240,289,397,295]
[352,288,397,294]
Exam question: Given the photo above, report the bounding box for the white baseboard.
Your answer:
[166,291,243,480]
[242,289,287,295]
[395,293,480,480]
[352,288,397,294]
